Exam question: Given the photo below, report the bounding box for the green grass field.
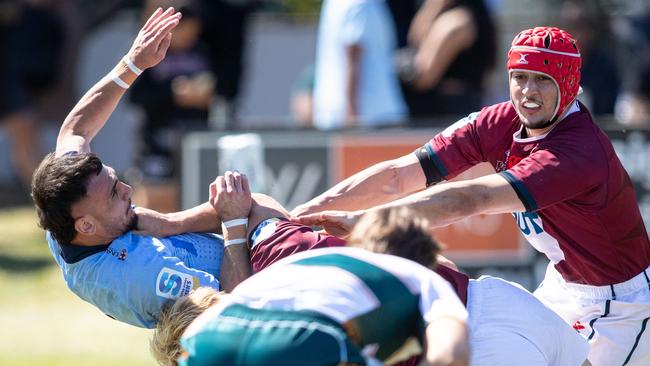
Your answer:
[0,207,154,366]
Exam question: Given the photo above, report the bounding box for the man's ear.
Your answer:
[74,216,96,236]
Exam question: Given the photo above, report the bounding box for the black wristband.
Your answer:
[415,145,444,187]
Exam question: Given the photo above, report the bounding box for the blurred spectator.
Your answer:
[128,1,214,210]
[613,6,650,126]
[290,64,315,128]
[560,0,620,116]
[198,0,255,130]
[396,0,496,124]
[0,0,64,187]
[385,0,419,48]
[312,0,407,130]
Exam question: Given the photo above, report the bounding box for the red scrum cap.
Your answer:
[507,27,581,121]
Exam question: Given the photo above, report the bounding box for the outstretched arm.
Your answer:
[134,191,282,238]
[297,173,525,237]
[292,153,426,217]
[55,7,181,156]
[134,202,221,238]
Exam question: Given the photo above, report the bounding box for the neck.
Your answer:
[525,120,557,137]
[70,234,115,247]
[524,101,576,137]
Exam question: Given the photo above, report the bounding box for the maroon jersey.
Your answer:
[426,101,650,285]
[249,219,346,273]
[434,265,469,306]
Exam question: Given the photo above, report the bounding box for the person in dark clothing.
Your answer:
[561,0,620,116]
[396,0,497,123]
[197,0,255,130]
[0,0,64,186]
[130,3,214,182]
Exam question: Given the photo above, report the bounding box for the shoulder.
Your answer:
[547,106,603,150]
[438,102,517,140]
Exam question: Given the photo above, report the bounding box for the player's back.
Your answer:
[181,247,467,365]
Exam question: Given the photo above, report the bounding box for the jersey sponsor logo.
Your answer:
[495,150,510,172]
[518,53,529,64]
[572,321,585,331]
[513,211,544,235]
[512,211,566,263]
[156,268,199,299]
[506,154,524,169]
[106,247,127,261]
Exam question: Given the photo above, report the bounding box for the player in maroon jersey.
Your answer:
[151,206,589,366]
[347,208,589,366]
[294,27,650,365]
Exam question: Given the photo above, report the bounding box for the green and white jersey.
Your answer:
[181,247,467,365]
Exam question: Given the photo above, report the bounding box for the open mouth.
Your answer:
[522,101,540,109]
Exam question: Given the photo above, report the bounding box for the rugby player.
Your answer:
[30,7,343,328]
[151,206,589,366]
[293,26,650,365]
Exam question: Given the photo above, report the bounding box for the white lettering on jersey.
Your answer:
[512,212,565,264]
[156,267,199,299]
[441,112,479,138]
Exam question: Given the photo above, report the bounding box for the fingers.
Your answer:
[143,7,175,35]
[222,171,249,193]
[157,33,172,57]
[148,11,181,42]
[209,179,218,203]
[224,171,235,193]
[232,171,243,192]
[294,213,322,226]
[142,7,163,33]
[241,174,251,194]
[217,175,226,195]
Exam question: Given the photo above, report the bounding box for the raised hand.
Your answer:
[293,210,363,238]
[209,171,253,221]
[126,7,182,71]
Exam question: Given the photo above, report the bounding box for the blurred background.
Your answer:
[0,0,648,364]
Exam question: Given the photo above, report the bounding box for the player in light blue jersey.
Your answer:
[46,229,224,328]
[30,7,283,328]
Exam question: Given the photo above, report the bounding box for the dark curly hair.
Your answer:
[31,152,103,245]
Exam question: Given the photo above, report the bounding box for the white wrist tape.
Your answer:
[222,218,248,228]
[224,238,247,247]
[122,56,142,76]
[110,71,129,89]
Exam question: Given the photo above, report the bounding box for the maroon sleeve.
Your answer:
[425,102,519,180]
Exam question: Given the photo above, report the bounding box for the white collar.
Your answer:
[513,101,580,142]
[559,100,580,121]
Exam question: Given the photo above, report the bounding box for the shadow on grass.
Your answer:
[0,253,52,273]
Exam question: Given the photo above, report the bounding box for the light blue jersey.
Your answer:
[47,231,224,328]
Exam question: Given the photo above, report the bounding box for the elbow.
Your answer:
[382,160,409,199]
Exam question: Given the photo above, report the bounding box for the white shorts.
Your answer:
[468,275,589,366]
[534,263,650,366]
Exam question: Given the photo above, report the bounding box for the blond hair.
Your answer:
[151,287,226,366]
[348,207,442,269]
